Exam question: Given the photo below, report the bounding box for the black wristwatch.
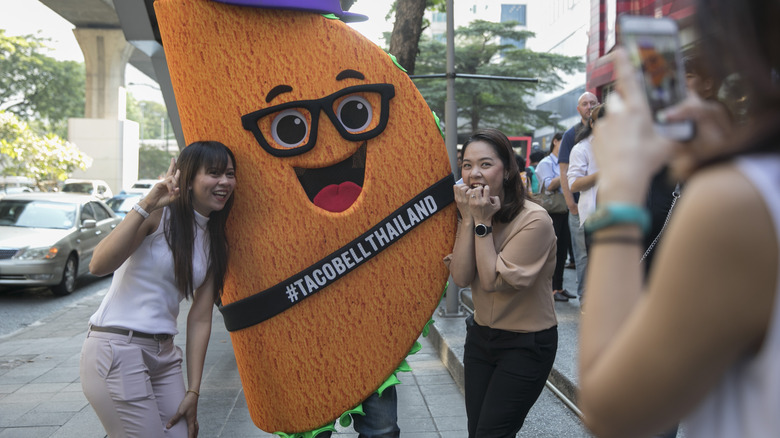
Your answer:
[474,223,492,237]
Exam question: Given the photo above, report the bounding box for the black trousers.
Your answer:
[464,317,558,437]
[549,212,570,290]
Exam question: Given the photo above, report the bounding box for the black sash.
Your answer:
[219,174,455,332]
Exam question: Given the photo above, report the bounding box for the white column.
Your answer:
[69,28,139,194]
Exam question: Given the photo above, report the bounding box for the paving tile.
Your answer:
[432,414,468,431]
[397,416,438,433]
[0,426,59,438]
[14,382,69,394]
[30,399,89,413]
[13,410,72,427]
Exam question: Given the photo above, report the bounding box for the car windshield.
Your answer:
[62,183,93,194]
[0,200,77,229]
[106,197,139,213]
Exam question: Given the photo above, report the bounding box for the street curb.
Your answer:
[429,305,580,409]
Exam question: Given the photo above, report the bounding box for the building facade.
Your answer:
[586,0,696,100]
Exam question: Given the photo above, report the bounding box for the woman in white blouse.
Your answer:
[567,104,606,229]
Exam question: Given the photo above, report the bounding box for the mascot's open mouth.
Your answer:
[294,143,366,213]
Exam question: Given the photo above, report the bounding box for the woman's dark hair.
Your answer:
[461,128,525,223]
[515,154,526,172]
[552,132,563,143]
[694,0,780,118]
[530,150,547,164]
[166,141,236,301]
[574,104,607,144]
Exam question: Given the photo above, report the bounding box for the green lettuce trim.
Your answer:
[388,53,408,73]
[432,111,445,139]
[272,282,449,437]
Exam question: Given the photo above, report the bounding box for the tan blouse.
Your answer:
[445,201,558,333]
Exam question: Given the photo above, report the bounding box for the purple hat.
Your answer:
[212,0,368,22]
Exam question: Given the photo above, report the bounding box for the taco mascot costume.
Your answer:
[154,0,457,435]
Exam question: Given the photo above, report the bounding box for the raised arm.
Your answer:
[578,50,777,437]
[89,158,180,276]
[448,184,477,287]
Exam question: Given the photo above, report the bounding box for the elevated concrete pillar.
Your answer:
[74,28,134,120]
[69,28,138,194]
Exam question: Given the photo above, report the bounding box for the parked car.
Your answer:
[61,179,113,200]
[105,193,144,218]
[122,179,160,197]
[0,193,121,295]
[0,176,36,199]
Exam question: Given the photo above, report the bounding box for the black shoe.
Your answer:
[561,289,576,299]
[553,291,569,302]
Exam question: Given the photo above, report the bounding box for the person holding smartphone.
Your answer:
[578,3,780,437]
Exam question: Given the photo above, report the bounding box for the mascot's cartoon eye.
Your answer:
[272,109,310,148]
[336,95,373,133]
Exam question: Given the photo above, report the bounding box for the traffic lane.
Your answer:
[0,274,111,338]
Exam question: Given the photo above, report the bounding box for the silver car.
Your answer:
[0,193,122,295]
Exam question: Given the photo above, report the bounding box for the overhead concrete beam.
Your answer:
[112,0,184,149]
[37,0,184,149]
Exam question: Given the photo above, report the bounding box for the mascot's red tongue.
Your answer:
[313,181,362,212]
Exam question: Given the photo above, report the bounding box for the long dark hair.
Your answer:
[166,141,236,301]
[694,0,780,156]
[461,128,526,223]
[695,0,780,117]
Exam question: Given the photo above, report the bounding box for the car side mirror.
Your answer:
[81,219,97,229]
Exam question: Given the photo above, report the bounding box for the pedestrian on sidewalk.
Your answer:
[536,132,575,302]
[446,128,558,437]
[578,1,780,435]
[559,91,600,301]
[568,103,607,254]
[80,141,237,438]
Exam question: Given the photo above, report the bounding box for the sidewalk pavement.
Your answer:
[0,268,588,437]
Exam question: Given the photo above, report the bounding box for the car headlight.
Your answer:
[14,247,59,260]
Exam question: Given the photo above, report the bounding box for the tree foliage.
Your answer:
[126,93,173,141]
[0,30,85,138]
[413,20,585,135]
[0,111,91,189]
[138,144,177,180]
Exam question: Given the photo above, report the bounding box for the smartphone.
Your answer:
[619,15,695,141]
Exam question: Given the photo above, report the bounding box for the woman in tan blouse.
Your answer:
[446,128,558,437]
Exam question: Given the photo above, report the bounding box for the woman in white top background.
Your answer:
[567,104,606,231]
[577,0,780,436]
[80,141,237,438]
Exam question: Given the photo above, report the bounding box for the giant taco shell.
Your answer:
[155,0,456,433]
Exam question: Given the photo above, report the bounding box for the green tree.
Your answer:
[0,30,85,138]
[413,20,585,134]
[126,94,174,142]
[138,144,176,180]
[0,111,91,189]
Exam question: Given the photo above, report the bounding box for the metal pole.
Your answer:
[409,73,539,83]
[442,0,464,317]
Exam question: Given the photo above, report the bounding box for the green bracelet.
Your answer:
[584,203,650,235]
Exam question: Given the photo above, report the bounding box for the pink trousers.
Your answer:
[80,329,188,438]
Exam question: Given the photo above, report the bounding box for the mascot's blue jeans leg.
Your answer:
[352,386,400,438]
[318,386,400,438]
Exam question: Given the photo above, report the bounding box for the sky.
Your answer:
[1,0,396,104]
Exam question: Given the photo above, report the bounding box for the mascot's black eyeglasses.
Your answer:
[241,83,396,157]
